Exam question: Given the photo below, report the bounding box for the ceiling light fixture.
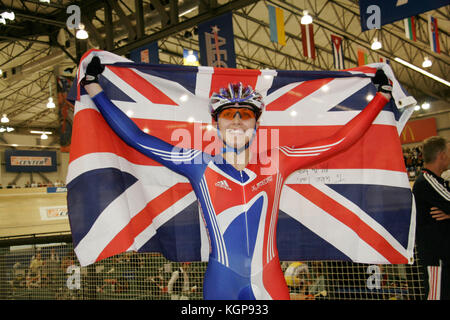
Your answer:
[76,23,89,40]
[1,11,15,21]
[421,102,430,110]
[301,10,313,25]
[1,114,9,123]
[422,57,432,68]
[371,38,382,50]
[46,97,55,109]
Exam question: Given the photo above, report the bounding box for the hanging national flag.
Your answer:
[404,17,416,41]
[198,12,236,68]
[428,15,441,53]
[130,42,159,64]
[268,5,286,46]
[331,34,344,70]
[357,47,369,66]
[378,55,390,65]
[69,49,416,267]
[301,23,315,59]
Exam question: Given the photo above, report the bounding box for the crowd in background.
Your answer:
[403,144,449,181]
[403,146,424,180]
[0,180,66,189]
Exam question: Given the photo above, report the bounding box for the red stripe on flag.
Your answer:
[263,124,405,172]
[209,68,261,97]
[308,24,316,59]
[411,17,417,42]
[69,109,223,165]
[96,182,193,262]
[432,18,441,53]
[289,184,408,263]
[343,66,377,74]
[71,109,405,172]
[301,24,315,59]
[69,109,162,166]
[265,78,333,111]
[107,66,178,105]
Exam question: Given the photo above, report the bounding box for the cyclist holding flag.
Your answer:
[81,56,392,300]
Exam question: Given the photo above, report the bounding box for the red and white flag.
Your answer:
[301,23,316,59]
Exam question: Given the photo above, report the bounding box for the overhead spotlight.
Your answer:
[40,133,48,140]
[76,23,89,40]
[421,102,430,110]
[0,11,14,24]
[184,30,192,38]
[301,10,313,25]
[1,114,9,123]
[422,57,432,68]
[46,97,55,109]
[371,38,382,50]
[1,11,15,21]
[183,49,199,66]
[185,52,197,64]
[39,0,51,3]
[414,105,421,111]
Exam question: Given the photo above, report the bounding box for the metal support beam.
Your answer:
[149,0,170,27]
[135,0,145,39]
[4,9,66,27]
[104,1,114,51]
[106,0,137,40]
[84,13,106,49]
[114,0,259,56]
[169,0,180,26]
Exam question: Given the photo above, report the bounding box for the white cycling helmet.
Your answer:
[209,82,265,120]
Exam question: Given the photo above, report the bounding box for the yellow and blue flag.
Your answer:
[268,5,286,46]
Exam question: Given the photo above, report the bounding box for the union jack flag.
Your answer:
[67,49,416,267]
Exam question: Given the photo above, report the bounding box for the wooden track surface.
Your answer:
[0,188,70,237]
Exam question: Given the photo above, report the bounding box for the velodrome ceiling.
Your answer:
[0,0,448,136]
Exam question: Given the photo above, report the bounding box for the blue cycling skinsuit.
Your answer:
[90,90,389,300]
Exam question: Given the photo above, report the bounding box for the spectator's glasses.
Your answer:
[218,107,256,121]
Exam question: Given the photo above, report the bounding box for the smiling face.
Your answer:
[216,105,258,150]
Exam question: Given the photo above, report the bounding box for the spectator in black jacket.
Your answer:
[412,136,450,300]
